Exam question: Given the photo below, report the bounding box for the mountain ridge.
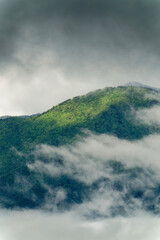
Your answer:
[0,85,159,151]
[0,85,160,211]
[0,82,159,119]
[124,82,160,92]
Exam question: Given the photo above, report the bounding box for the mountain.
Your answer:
[124,82,160,92]
[0,113,41,119]
[0,85,160,214]
[0,85,159,152]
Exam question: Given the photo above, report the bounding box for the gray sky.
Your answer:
[0,0,160,115]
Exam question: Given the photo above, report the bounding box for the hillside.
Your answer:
[0,85,160,212]
[0,86,159,153]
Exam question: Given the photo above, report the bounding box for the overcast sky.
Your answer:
[0,0,160,115]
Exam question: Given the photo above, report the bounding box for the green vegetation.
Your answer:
[0,86,160,153]
[0,85,160,206]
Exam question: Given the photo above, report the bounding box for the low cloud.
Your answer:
[0,210,160,240]
[135,105,160,126]
[29,133,160,180]
[1,133,160,239]
[25,133,160,216]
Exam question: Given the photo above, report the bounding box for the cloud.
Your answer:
[0,210,160,240]
[1,0,160,115]
[2,132,160,239]
[29,133,160,180]
[1,0,160,63]
[3,132,160,216]
[25,133,160,216]
[135,105,160,126]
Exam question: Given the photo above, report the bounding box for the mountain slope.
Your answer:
[0,86,159,153]
[125,82,160,92]
[0,85,160,212]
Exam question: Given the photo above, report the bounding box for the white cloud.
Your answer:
[135,106,160,126]
[29,133,160,184]
[25,133,160,216]
[1,46,160,116]
[0,210,160,240]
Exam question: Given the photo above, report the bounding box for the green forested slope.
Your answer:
[0,86,159,154]
[0,85,160,209]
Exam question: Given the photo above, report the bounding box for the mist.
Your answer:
[1,133,160,238]
[0,210,160,240]
[135,105,160,126]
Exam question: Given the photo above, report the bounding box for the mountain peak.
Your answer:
[124,82,160,92]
